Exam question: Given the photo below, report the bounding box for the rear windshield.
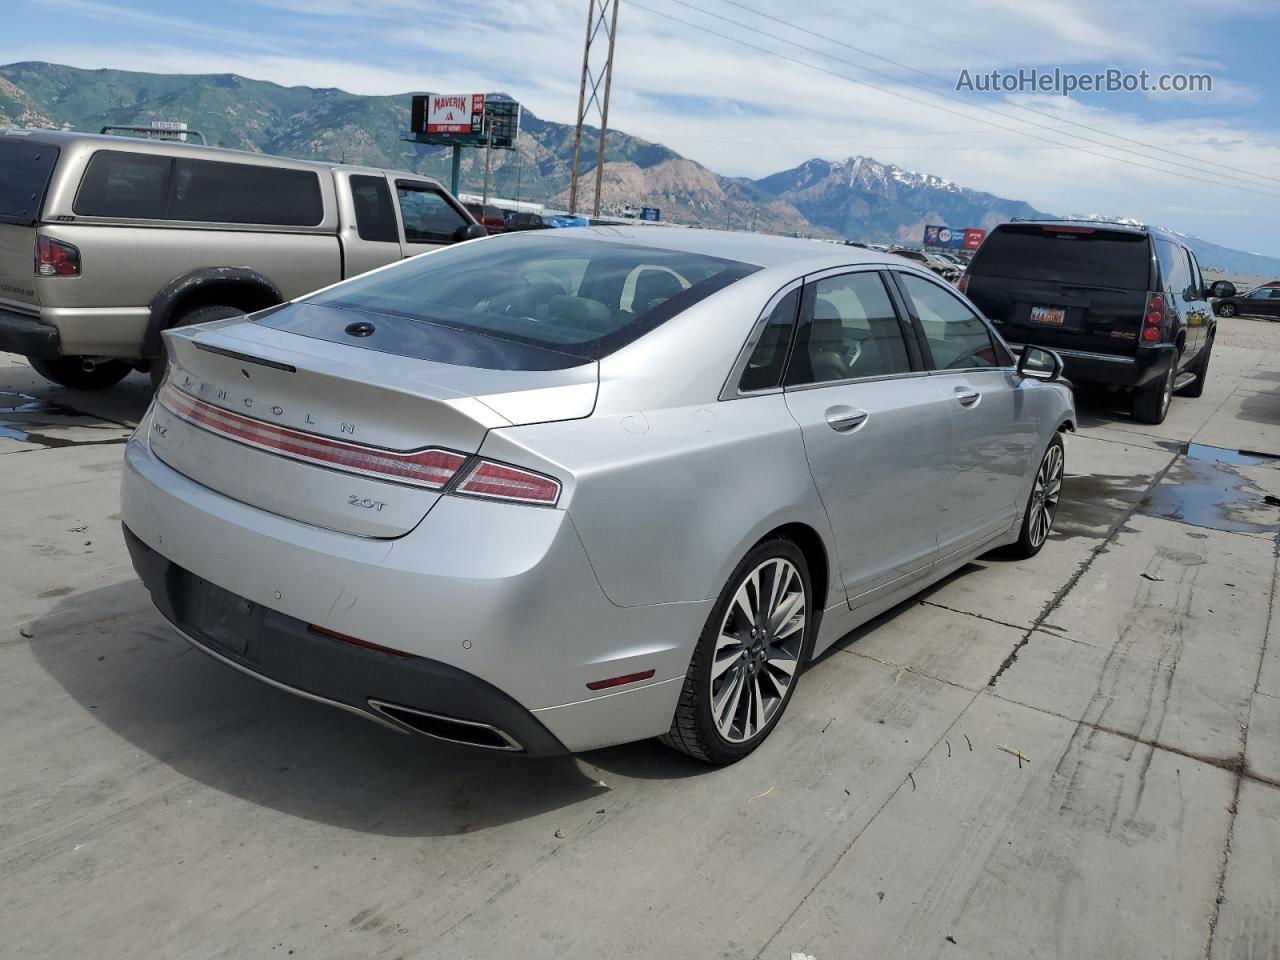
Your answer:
[0,138,60,225]
[298,233,760,362]
[969,225,1152,290]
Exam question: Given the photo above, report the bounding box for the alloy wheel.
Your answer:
[1028,443,1064,548]
[709,558,806,743]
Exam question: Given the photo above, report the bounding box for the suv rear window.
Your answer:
[0,139,61,225]
[75,150,324,226]
[286,233,760,364]
[969,225,1152,290]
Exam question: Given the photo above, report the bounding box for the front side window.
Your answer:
[786,272,911,386]
[396,185,467,243]
[1185,248,1204,295]
[898,272,1002,370]
[740,287,800,392]
[1247,288,1271,299]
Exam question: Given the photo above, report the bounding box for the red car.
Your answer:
[464,202,508,233]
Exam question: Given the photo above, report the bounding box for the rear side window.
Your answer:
[396,184,467,243]
[787,272,911,385]
[969,225,1152,290]
[898,272,1004,370]
[293,233,759,363]
[75,150,169,219]
[0,139,61,225]
[740,287,800,392]
[1155,239,1191,297]
[75,150,323,226]
[350,175,397,242]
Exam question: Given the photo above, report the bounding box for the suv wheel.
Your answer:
[149,305,247,389]
[662,539,814,764]
[29,356,131,391]
[1132,359,1176,424]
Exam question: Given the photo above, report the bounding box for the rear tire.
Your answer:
[1178,338,1212,398]
[28,356,131,391]
[149,304,246,389]
[1000,433,1065,560]
[1132,358,1176,424]
[662,538,815,764]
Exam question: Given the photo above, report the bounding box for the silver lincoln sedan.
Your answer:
[121,227,1074,764]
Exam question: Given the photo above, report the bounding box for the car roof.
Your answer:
[542,225,921,270]
[1002,218,1177,242]
[0,127,444,189]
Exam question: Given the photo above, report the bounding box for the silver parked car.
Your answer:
[121,228,1074,763]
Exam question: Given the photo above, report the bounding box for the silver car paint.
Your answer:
[121,227,1075,753]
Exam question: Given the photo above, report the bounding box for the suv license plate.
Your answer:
[1030,305,1067,326]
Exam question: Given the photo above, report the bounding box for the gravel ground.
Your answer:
[1217,312,1280,351]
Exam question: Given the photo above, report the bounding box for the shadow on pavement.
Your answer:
[30,580,618,837]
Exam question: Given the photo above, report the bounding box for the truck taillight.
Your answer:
[35,235,81,277]
[1142,291,1170,343]
[956,273,970,294]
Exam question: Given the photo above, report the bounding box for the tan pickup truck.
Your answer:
[0,129,485,389]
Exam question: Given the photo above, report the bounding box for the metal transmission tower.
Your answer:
[568,0,619,216]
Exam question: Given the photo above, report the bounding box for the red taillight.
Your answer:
[35,235,81,277]
[456,460,561,506]
[956,274,970,294]
[1142,291,1170,343]
[158,382,468,489]
[308,624,412,658]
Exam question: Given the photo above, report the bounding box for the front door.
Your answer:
[783,268,951,605]
[894,270,1038,555]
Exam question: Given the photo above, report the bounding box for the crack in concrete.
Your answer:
[919,599,1026,632]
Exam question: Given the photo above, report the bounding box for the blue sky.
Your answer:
[5,0,1280,254]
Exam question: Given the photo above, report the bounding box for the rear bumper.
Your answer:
[119,422,702,753]
[1007,341,1175,388]
[0,307,61,359]
[124,524,568,754]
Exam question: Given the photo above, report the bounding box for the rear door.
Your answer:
[339,172,403,277]
[782,267,951,606]
[0,136,60,312]
[964,224,1154,356]
[1154,237,1201,361]
[894,269,1038,555]
[393,180,472,257]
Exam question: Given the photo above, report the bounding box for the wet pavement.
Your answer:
[3,321,1280,960]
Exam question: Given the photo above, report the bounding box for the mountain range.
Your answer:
[2,61,1275,277]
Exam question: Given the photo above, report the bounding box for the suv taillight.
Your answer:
[956,273,970,294]
[35,236,81,277]
[1142,291,1171,343]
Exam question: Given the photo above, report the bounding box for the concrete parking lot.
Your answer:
[3,318,1280,960]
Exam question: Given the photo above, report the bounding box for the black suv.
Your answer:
[960,220,1227,424]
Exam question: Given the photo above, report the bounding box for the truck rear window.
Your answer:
[75,150,324,226]
[969,225,1152,290]
[0,139,60,225]
[281,232,760,364]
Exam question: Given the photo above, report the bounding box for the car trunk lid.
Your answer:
[149,312,596,537]
[964,224,1153,355]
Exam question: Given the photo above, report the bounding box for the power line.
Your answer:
[686,0,1280,194]
[627,0,1280,201]
[744,0,1280,189]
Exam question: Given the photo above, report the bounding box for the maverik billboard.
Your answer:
[923,224,987,251]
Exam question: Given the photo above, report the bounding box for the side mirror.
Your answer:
[452,223,488,242]
[1209,280,1236,299]
[1017,346,1063,382]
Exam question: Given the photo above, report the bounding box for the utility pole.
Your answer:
[568,0,619,217]
[481,124,494,205]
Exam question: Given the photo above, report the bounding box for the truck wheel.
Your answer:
[29,357,131,391]
[149,305,246,389]
[1132,358,1176,424]
[1178,338,1212,399]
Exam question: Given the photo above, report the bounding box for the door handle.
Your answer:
[954,388,981,407]
[826,407,869,432]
